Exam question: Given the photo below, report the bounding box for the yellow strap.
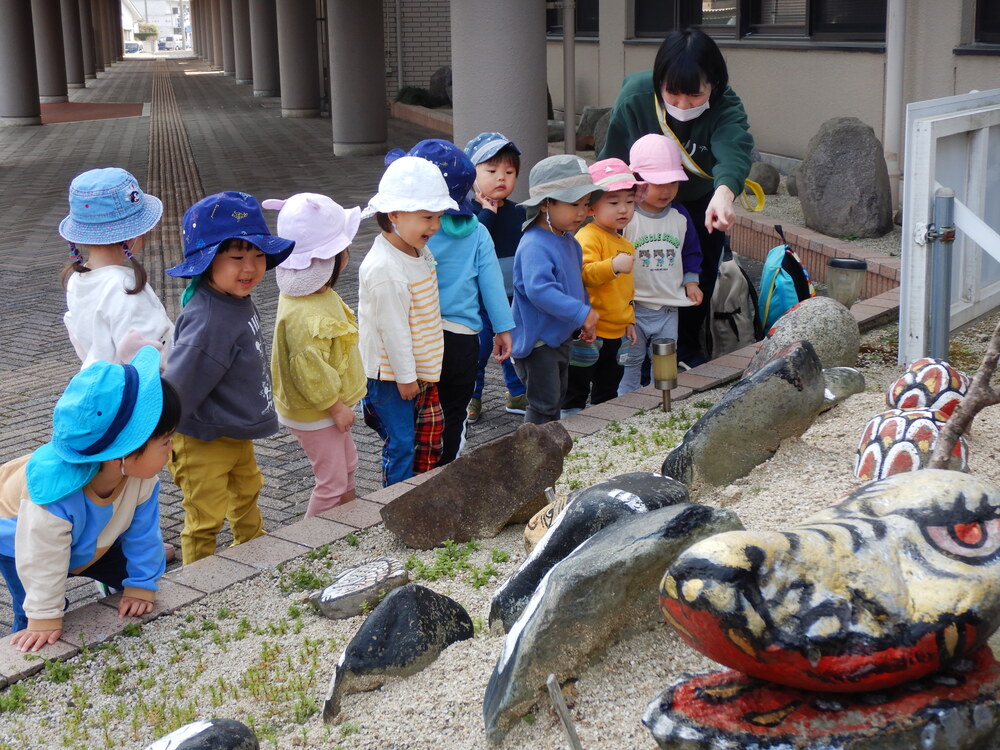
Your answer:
[653,95,765,213]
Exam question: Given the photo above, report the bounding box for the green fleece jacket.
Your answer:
[599,70,754,203]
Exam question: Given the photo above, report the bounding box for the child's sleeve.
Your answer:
[108,292,175,365]
[675,203,703,283]
[15,501,73,631]
[118,482,166,601]
[579,229,617,289]
[518,239,590,327]
[369,277,419,383]
[475,230,515,333]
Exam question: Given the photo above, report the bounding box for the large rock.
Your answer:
[145,719,257,749]
[489,472,689,632]
[427,66,451,107]
[576,105,611,150]
[748,161,780,195]
[309,557,408,620]
[798,117,893,238]
[746,296,860,374]
[593,110,611,157]
[323,584,473,721]
[381,422,572,550]
[483,503,742,744]
[662,340,825,486]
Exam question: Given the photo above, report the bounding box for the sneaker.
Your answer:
[467,397,482,424]
[505,393,528,415]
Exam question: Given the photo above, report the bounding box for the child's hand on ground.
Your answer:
[493,331,512,362]
[330,400,356,433]
[611,253,633,275]
[397,381,419,401]
[118,596,154,618]
[580,310,600,343]
[685,282,704,306]
[11,628,61,653]
[626,323,637,346]
[475,189,498,213]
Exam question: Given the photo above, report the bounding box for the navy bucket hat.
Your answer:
[166,191,295,278]
[385,139,477,216]
[59,167,163,245]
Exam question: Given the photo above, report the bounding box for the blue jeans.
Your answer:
[0,540,129,633]
[473,308,524,399]
[619,305,679,396]
[362,378,416,487]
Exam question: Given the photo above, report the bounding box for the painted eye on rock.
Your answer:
[925,518,1000,562]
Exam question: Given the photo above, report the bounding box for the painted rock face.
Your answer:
[887,357,970,418]
[660,470,1000,692]
[854,408,968,480]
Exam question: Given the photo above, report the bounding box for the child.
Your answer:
[396,139,513,464]
[620,134,703,396]
[163,192,294,564]
[463,133,528,423]
[265,193,366,516]
[0,346,179,652]
[563,159,641,413]
[358,156,457,486]
[59,167,174,369]
[510,155,602,424]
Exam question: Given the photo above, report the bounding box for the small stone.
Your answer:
[748,162,780,195]
[823,367,866,410]
[144,719,258,749]
[309,557,408,620]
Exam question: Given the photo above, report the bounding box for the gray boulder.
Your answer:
[381,422,572,550]
[798,117,893,238]
[822,366,866,410]
[489,472,689,632]
[145,719,257,749]
[576,105,611,150]
[309,557,408,620]
[749,162,780,195]
[593,110,611,157]
[323,585,473,721]
[662,340,825,486]
[483,503,742,744]
[786,166,799,197]
[547,119,565,142]
[745,295,860,375]
[427,66,451,107]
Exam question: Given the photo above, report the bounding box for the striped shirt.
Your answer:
[358,234,443,383]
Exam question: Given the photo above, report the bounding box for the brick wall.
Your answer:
[383,0,452,103]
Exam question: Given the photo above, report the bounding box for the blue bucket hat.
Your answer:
[385,139,476,216]
[58,167,163,245]
[166,191,295,278]
[463,132,521,166]
[25,346,163,505]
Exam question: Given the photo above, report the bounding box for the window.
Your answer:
[977,0,1000,43]
[546,0,600,37]
[634,1,737,38]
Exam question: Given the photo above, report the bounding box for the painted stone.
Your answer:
[308,557,408,620]
[822,366,865,410]
[489,472,689,633]
[887,356,970,418]
[522,488,568,553]
[854,408,968,480]
[144,719,258,749]
[643,647,1000,750]
[323,584,473,721]
[662,341,825,486]
[660,471,1000,693]
[380,421,572,549]
[745,296,860,376]
[484,503,742,745]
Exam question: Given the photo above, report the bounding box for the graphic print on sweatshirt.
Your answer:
[249,312,274,415]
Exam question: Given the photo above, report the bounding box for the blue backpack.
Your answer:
[759,225,815,331]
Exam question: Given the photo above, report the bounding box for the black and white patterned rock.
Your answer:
[489,472,689,633]
[823,366,866,410]
[663,340,825,486]
[483,504,742,745]
[323,584,474,722]
[144,719,258,749]
[747,296,860,375]
[309,557,408,620]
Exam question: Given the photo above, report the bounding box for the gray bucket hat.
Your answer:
[520,155,603,230]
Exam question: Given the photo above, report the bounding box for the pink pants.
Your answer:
[287,425,359,517]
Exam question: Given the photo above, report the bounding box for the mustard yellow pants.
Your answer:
[168,433,265,565]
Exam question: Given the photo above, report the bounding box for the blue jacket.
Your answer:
[510,226,591,359]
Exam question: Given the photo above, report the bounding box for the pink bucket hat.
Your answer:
[628,134,688,184]
[588,158,643,192]
[261,193,361,270]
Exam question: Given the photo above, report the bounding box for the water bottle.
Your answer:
[617,338,631,367]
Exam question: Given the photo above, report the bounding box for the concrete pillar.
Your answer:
[220,0,235,75]
[326,0,386,155]
[248,0,279,97]
[107,0,120,61]
[231,0,252,84]
[211,0,224,68]
[91,0,106,71]
[32,0,69,103]
[451,0,547,202]
[275,0,319,117]
[193,0,203,57]
[79,0,96,80]
[61,0,85,88]
[0,0,42,124]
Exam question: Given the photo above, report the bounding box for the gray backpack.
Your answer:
[707,242,763,359]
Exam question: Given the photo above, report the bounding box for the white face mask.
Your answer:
[665,100,710,122]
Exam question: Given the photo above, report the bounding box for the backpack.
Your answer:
[707,239,763,359]
[758,225,815,332]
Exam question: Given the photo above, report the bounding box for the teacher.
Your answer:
[600,27,754,365]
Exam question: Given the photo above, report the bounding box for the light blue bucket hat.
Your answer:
[463,132,521,166]
[58,167,163,245]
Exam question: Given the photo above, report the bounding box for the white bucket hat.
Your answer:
[361,156,458,219]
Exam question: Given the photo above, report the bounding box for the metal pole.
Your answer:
[929,187,955,359]
[883,0,905,210]
[562,0,575,154]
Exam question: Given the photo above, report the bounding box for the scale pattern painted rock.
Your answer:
[854,407,968,480]
[309,557,408,620]
[144,719,258,749]
[643,647,1000,750]
[886,357,970,418]
[660,470,1000,693]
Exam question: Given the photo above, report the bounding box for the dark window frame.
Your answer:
[546,0,601,39]
[976,0,1000,44]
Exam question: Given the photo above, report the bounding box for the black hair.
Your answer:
[326,251,349,290]
[131,378,181,456]
[376,212,393,233]
[652,27,728,106]
[60,243,149,295]
[481,145,521,176]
